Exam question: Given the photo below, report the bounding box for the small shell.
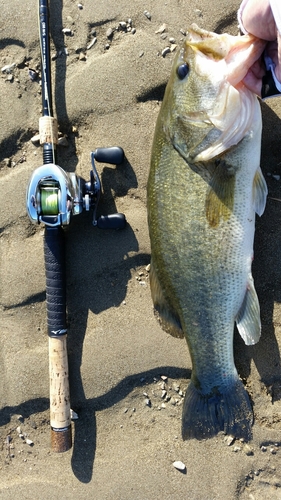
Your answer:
[62,28,73,36]
[70,409,79,420]
[155,24,167,34]
[87,38,97,50]
[173,461,186,472]
[162,47,171,57]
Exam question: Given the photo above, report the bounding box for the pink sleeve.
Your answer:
[270,0,281,34]
[237,0,250,34]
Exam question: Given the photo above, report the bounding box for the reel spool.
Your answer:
[40,187,60,216]
[26,163,79,227]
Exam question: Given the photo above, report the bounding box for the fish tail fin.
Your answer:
[182,379,253,441]
[150,259,184,339]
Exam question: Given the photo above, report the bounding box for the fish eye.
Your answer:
[177,63,189,80]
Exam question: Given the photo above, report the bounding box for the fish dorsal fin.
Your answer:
[236,274,261,345]
[253,167,268,216]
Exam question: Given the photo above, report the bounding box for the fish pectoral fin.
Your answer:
[149,259,184,339]
[253,167,268,216]
[236,274,261,345]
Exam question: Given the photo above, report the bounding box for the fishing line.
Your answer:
[40,187,59,215]
[38,1,55,165]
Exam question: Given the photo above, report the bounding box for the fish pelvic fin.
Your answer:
[236,274,261,345]
[149,259,184,339]
[253,167,268,216]
[182,379,253,441]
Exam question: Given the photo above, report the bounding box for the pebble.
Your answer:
[272,174,280,181]
[58,136,69,147]
[162,47,171,57]
[173,460,186,472]
[225,435,235,446]
[145,398,151,407]
[77,3,83,8]
[146,264,151,272]
[119,21,127,30]
[172,382,180,392]
[4,158,11,167]
[144,10,151,20]
[28,69,38,81]
[1,63,15,73]
[62,28,73,36]
[79,52,87,61]
[106,28,114,39]
[160,375,167,380]
[31,134,40,144]
[131,28,136,35]
[25,438,34,446]
[161,390,167,398]
[87,38,97,50]
[70,409,79,420]
[155,24,167,34]
[233,446,241,452]
[260,445,267,452]
[170,44,177,52]
[244,444,254,456]
[180,28,186,36]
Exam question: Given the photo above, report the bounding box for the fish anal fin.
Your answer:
[150,260,184,339]
[253,167,268,216]
[236,274,261,345]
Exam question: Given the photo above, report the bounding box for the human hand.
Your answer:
[239,0,281,96]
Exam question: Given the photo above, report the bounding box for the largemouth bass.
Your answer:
[147,25,268,440]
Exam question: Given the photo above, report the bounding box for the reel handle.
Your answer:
[44,226,72,452]
[94,146,124,165]
[97,213,126,229]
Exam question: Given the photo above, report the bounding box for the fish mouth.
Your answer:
[186,24,266,87]
[174,25,265,161]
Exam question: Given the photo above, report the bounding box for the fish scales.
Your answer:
[147,25,268,440]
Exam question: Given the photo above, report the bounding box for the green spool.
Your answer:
[40,187,59,215]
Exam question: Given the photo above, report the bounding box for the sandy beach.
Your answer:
[1,1,281,498]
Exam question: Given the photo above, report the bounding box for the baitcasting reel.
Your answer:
[26,147,126,229]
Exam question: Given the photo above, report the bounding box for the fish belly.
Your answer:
[148,135,257,440]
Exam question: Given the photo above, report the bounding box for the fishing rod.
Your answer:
[26,0,126,453]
